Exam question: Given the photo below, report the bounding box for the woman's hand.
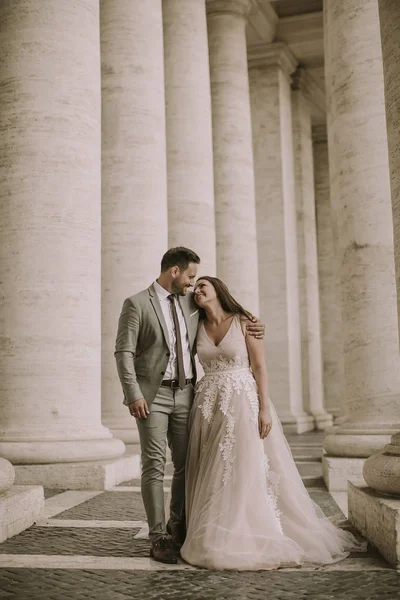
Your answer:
[258,409,272,439]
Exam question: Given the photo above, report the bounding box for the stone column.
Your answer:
[206,0,259,313]
[101,1,168,445]
[312,125,342,419]
[379,0,400,345]
[249,43,313,433]
[347,1,400,570]
[322,0,400,491]
[291,70,332,430]
[0,0,128,488]
[163,0,216,276]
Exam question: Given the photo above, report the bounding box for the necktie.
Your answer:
[167,294,186,390]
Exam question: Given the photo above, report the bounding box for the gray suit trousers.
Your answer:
[136,381,194,541]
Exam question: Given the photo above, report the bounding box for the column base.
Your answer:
[0,485,44,543]
[108,427,140,445]
[328,408,341,419]
[323,423,341,435]
[0,437,126,464]
[324,432,393,458]
[313,412,334,430]
[348,482,400,569]
[322,454,366,491]
[102,413,140,445]
[333,415,347,426]
[282,414,315,434]
[13,455,141,490]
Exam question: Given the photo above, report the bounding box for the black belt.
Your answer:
[161,378,194,389]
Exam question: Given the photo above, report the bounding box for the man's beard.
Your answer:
[172,281,187,295]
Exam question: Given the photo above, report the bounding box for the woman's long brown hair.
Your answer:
[195,276,254,321]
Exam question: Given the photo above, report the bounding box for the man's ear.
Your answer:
[171,266,179,278]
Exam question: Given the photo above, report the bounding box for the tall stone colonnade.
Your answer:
[0,0,268,499]
[321,0,400,568]
[0,0,399,564]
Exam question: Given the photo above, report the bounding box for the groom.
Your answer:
[115,247,264,564]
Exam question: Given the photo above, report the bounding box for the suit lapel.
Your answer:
[148,284,170,347]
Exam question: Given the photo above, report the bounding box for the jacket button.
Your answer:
[161,371,165,376]
[166,352,170,357]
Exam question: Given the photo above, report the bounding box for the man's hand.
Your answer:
[246,316,265,339]
[128,398,149,419]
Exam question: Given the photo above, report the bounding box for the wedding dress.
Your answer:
[180,315,364,570]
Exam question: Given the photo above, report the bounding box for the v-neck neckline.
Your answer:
[202,315,236,348]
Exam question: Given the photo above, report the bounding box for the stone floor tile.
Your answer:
[309,491,344,518]
[117,479,142,487]
[44,489,68,500]
[0,527,144,557]
[0,429,397,600]
[52,492,149,521]
[296,462,323,477]
[0,569,399,600]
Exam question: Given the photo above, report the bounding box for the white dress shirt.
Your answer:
[153,280,194,380]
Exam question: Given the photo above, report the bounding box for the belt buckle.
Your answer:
[171,380,179,389]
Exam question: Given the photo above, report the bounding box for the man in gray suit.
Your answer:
[115,247,263,564]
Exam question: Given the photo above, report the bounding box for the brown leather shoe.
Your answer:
[149,537,178,564]
[166,519,186,550]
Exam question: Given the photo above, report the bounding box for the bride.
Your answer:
[180,276,364,571]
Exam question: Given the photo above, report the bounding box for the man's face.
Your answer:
[172,262,199,295]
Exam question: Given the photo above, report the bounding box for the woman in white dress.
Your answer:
[180,276,364,571]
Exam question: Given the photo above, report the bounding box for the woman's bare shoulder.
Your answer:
[239,315,252,323]
[238,314,252,336]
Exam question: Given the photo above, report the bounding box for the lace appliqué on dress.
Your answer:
[263,451,283,533]
[219,406,235,485]
[197,354,258,486]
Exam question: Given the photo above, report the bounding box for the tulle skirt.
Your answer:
[180,377,365,571]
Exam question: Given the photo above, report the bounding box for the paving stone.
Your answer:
[285,431,326,445]
[0,569,399,600]
[302,476,325,489]
[1,429,396,600]
[296,462,323,477]
[44,489,67,500]
[309,492,343,518]
[0,490,362,559]
[117,479,142,487]
[291,447,322,460]
[0,528,145,557]
[52,492,150,521]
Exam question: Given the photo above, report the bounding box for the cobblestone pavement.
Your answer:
[1,569,400,600]
[0,432,398,600]
[54,492,148,521]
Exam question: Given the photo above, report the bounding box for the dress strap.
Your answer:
[235,314,248,338]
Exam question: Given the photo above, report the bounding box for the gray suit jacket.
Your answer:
[115,283,200,407]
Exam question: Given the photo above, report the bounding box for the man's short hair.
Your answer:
[161,247,201,272]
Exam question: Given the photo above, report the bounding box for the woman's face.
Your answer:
[194,279,218,307]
